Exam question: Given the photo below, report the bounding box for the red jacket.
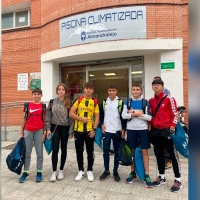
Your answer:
[149,92,178,129]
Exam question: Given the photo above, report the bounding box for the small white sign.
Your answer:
[19,17,25,23]
[18,73,28,90]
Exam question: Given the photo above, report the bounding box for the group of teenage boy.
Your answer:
[18,76,184,193]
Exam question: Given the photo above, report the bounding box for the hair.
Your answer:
[152,79,164,86]
[132,83,142,90]
[107,83,118,90]
[153,76,161,80]
[32,88,42,95]
[84,82,94,89]
[56,83,71,108]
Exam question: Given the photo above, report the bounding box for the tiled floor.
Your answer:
[2,142,188,200]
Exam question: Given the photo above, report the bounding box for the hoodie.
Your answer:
[122,95,152,130]
[45,97,74,135]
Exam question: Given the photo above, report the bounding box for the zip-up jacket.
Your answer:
[45,97,74,135]
[149,92,178,129]
[100,96,126,133]
[122,95,152,130]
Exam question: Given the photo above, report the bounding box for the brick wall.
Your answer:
[2,0,188,125]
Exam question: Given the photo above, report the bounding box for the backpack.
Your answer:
[76,96,98,108]
[102,98,123,114]
[127,98,147,113]
[24,102,46,120]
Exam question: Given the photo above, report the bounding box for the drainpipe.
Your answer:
[4,106,7,141]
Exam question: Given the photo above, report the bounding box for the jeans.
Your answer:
[102,132,121,173]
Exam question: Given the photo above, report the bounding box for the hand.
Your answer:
[170,126,175,134]
[121,130,125,138]
[68,134,73,139]
[136,110,144,116]
[88,130,95,138]
[46,130,51,138]
[101,125,106,133]
[128,109,134,114]
[42,135,46,143]
[81,117,92,123]
[19,132,24,138]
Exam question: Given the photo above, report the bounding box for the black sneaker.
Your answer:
[100,171,110,181]
[152,176,166,187]
[171,180,182,192]
[113,172,120,182]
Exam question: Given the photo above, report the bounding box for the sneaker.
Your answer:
[126,172,138,184]
[50,171,57,182]
[57,170,64,180]
[171,180,183,192]
[19,172,29,183]
[87,171,94,182]
[99,171,110,181]
[165,161,172,169]
[74,170,85,181]
[36,172,42,182]
[144,176,153,188]
[152,176,166,187]
[113,172,120,182]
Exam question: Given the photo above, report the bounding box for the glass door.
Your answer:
[87,63,130,103]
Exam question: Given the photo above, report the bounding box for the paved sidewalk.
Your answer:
[2,142,188,200]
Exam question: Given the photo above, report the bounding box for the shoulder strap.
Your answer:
[92,97,98,107]
[117,99,123,114]
[24,102,29,119]
[42,103,46,120]
[49,99,54,111]
[127,98,132,110]
[142,99,147,114]
[102,99,107,111]
[154,95,167,117]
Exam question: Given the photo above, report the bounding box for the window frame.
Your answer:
[2,9,30,30]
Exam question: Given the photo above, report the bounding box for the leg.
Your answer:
[102,132,112,172]
[74,131,85,171]
[51,124,61,172]
[59,126,69,170]
[33,129,43,171]
[23,130,34,171]
[141,149,149,175]
[85,132,95,171]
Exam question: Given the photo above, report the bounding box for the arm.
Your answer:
[68,116,74,138]
[19,117,26,138]
[45,102,52,137]
[121,104,132,119]
[138,102,152,121]
[169,96,178,129]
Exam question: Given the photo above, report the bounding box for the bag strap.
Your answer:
[127,98,132,110]
[142,98,147,114]
[154,95,167,117]
[52,108,65,134]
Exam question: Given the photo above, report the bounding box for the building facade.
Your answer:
[2,0,188,126]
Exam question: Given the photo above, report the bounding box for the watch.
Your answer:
[93,128,97,131]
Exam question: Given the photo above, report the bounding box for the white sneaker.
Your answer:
[74,170,85,181]
[57,170,64,180]
[87,171,94,182]
[50,171,57,182]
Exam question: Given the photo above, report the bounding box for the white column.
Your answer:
[159,50,183,105]
[144,54,160,100]
[41,61,60,102]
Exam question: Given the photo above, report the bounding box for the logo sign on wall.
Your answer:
[60,6,146,48]
[30,72,41,90]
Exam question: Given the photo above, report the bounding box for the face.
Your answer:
[57,86,66,97]
[152,83,164,94]
[32,92,42,103]
[131,86,142,98]
[108,88,118,99]
[84,87,94,97]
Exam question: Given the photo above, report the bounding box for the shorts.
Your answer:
[126,129,150,149]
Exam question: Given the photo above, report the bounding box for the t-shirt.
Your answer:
[24,102,45,132]
[73,97,99,132]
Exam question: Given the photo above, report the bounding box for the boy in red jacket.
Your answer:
[149,78,182,193]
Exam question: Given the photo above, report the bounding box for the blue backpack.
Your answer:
[170,122,189,158]
[6,137,26,175]
[44,134,53,155]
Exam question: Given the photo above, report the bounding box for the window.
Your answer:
[2,10,29,30]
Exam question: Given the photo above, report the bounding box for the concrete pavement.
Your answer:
[1,141,188,200]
